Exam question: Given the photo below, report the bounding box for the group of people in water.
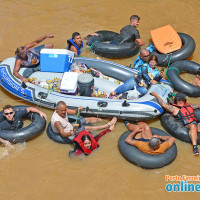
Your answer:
[1,91,200,156]
[1,14,200,158]
[13,15,145,83]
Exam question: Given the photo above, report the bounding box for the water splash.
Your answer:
[0,142,26,159]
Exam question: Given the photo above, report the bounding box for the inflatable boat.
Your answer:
[0,105,46,143]
[0,57,173,121]
[167,60,200,97]
[160,109,200,144]
[118,127,177,169]
[87,30,140,58]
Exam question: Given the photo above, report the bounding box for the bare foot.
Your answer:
[108,117,117,126]
[109,124,115,131]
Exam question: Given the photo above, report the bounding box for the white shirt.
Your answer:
[51,111,73,134]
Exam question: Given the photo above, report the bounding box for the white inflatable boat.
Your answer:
[0,56,173,121]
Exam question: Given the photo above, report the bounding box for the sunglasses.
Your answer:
[4,112,14,116]
[142,54,150,58]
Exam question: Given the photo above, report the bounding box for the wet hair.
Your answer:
[149,137,160,150]
[81,134,92,143]
[72,32,80,39]
[3,105,13,111]
[15,46,25,56]
[130,15,140,21]
[148,55,158,64]
[174,93,187,103]
[56,101,66,109]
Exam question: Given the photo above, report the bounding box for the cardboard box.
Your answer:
[40,49,74,72]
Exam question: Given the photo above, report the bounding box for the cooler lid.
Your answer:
[78,73,94,84]
[60,72,79,91]
[40,48,75,56]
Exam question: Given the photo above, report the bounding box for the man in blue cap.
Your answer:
[151,92,200,155]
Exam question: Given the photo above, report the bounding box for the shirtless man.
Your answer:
[125,121,175,154]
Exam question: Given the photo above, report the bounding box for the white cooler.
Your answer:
[60,72,79,95]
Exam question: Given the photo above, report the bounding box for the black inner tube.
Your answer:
[161,109,200,144]
[87,30,140,58]
[167,60,200,97]
[118,127,177,169]
[46,115,83,144]
[0,105,46,143]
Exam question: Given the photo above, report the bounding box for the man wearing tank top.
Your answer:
[51,101,117,140]
[13,34,54,83]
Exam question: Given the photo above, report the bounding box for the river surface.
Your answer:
[0,0,200,199]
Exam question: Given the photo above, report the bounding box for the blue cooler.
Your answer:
[40,49,74,72]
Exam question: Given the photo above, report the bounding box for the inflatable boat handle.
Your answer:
[38,92,48,99]
[21,82,27,89]
[97,101,108,107]
[86,106,90,112]
[122,100,130,107]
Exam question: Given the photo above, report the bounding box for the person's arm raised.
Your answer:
[83,32,98,40]
[24,34,55,49]
[151,92,177,114]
